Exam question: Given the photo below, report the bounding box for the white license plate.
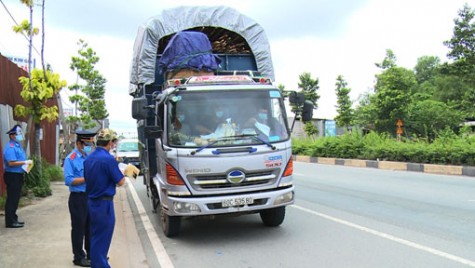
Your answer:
[221,197,254,207]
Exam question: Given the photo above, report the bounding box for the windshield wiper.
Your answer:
[244,134,276,150]
[190,134,275,155]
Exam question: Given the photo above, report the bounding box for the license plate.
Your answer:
[222,197,254,207]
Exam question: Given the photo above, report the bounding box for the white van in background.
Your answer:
[115,138,140,168]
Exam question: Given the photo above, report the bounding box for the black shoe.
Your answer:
[73,258,91,267]
[6,222,24,228]
[16,220,25,225]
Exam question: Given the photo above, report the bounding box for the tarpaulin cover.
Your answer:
[129,6,275,94]
[157,31,221,74]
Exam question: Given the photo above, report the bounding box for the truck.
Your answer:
[129,6,311,237]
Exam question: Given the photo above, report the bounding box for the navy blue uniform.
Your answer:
[3,139,27,226]
[64,148,90,263]
[84,147,123,268]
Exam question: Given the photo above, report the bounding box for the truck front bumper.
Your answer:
[162,186,294,216]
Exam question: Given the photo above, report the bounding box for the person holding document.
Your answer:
[2,124,31,228]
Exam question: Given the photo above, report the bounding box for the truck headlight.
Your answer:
[273,191,294,205]
[173,202,201,213]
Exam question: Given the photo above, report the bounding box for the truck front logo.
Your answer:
[227,170,246,184]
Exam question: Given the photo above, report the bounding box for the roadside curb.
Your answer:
[293,155,475,177]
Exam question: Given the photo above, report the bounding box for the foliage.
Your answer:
[42,158,64,182]
[12,19,38,35]
[293,129,475,166]
[373,65,417,133]
[443,4,475,118]
[405,99,464,140]
[303,121,318,137]
[68,39,109,129]
[334,75,354,129]
[375,49,397,70]
[297,72,320,109]
[24,156,52,197]
[15,69,67,123]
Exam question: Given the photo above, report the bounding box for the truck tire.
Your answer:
[160,207,181,237]
[260,206,285,227]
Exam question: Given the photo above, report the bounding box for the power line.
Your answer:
[0,0,41,56]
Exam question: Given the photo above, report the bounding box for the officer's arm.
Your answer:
[71,177,86,186]
[7,160,27,167]
[117,177,125,186]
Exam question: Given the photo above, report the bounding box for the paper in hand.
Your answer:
[22,161,34,173]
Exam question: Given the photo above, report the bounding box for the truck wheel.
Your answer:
[160,207,181,237]
[260,206,285,227]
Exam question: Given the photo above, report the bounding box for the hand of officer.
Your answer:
[24,160,33,165]
[124,164,140,179]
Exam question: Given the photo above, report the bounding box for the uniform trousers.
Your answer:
[88,199,115,268]
[68,191,90,261]
[4,172,24,226]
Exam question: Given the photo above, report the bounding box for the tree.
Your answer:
[414,56,440,85]
[375,49,397,70]
[443,4,475,118]
[406,99,464,140]
[13,0,66,160]
[373,66,417,134]
[334,75,354,130]
[68,40,109,130]
[303,121,318,138]
[297,72,320,108]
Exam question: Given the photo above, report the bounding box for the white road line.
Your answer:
[126,177,174,268]
[292,204,475,267]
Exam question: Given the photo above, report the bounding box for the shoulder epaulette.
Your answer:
[70,152,77,160]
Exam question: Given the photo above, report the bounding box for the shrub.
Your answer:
[24,156,52,197]
[292,129,475,166]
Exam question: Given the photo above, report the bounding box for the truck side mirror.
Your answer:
[132,96,149,120]
[289,92,305,106]
[301,101,314,122]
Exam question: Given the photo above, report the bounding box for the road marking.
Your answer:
[126,177,175,268]
[292,204,475,267]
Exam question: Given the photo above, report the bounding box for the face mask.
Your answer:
[216,111,224,118]
[83,146,92,154]
[258,112,268,121]
[15,134,24,141]
[178,115,185,122]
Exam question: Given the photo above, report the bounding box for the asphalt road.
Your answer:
[127,162,475,268]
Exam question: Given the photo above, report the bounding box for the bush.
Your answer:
[42,158,64,182]
[24,156,52,197]
[292,129,475,166]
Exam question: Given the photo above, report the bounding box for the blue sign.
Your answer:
[324,120,336,137]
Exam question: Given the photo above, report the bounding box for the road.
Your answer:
[126,162,475,268]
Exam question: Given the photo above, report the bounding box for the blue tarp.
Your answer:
[157,31,221,74]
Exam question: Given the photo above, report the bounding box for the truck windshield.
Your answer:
[167,89,289,147]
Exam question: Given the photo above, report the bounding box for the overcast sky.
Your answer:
[1,0,474,135]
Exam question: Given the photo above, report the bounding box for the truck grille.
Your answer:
[190,170,278,190]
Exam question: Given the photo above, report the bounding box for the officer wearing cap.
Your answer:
[84,129,125,268]
[64,130,96,267]
[2,124,31,228]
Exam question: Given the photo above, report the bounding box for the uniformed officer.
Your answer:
[64,130,96,267]
[2,124,32,228]
[84,129,125,268]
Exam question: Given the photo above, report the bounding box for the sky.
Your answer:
[1,0,474,135]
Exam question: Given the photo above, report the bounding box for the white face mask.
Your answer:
[15,134,24,141]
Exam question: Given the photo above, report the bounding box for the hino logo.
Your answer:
[185,168,211,174]
[227,170,246,184]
